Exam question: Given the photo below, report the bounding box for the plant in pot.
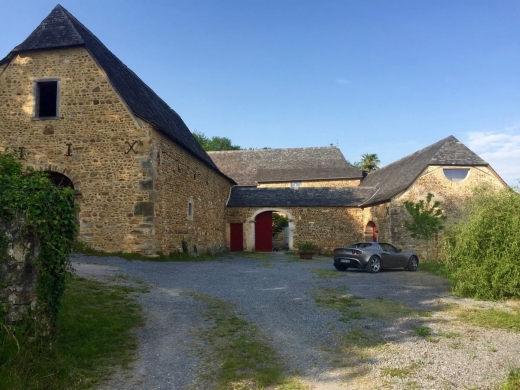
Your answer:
[297,241,316,259]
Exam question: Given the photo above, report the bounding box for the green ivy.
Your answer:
[0,152,78,332]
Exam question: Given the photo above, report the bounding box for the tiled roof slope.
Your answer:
[227,187,377,207]
[359,135,488,205]
[208,147,362,186]
[9,5,230,180]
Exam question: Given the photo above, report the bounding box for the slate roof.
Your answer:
[208,147,362,186]
[6,5,232,182]
[359,135,489,205]
[227,186,377,207]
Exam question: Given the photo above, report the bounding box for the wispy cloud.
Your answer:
[464,124,520,186]
[335,78,349,84]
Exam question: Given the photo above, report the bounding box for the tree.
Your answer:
[403,193,447,260]
[272,212,288,237]
[192,131,241,151]
[353,153,380,172]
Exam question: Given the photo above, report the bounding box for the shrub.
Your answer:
[442,185,520,300]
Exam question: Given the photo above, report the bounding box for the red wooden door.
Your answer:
[255,211,272,252]
[230,223,243,251]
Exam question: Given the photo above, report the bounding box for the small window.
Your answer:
[187,199,194,220]
[34,80,59,119]
[291,182,301,189]
[443,169,469,182]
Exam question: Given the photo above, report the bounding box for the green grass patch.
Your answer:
[313,288,425,323]
[381,361,422,379]
[419,261,452,279]
[73,240,225,262]
[455,305,520,332]
[189,293,306,390]
[309,268,349,279]
[500,368,520,390]
[412,326,432,337]
[0,277,145,389]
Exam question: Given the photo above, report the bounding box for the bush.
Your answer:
[442,185,520,300]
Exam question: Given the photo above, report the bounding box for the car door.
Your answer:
[380,243,400,268]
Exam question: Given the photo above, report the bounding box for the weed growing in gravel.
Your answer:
[188,293,306,390]
[0,277,145,389]
[412,326,432,337]
[380,361,422,379]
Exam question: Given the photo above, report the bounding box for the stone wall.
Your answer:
[0,220,39,324]
[370,165,505,259]
[152,129,232,255]
[258,178,361,188]
[0,47,230,255]
[226,206,363,253]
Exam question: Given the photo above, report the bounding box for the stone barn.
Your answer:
[0,5,235,255]
[209,137,506,257]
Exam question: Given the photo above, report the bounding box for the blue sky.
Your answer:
[1,0,519,184]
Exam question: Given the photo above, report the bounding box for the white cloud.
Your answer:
[335,78,349,84]
[465,124,520,186]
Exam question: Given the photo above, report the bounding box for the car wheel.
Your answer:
[366,256,381,273]
[406,256,419,272]
[334,264,348,271]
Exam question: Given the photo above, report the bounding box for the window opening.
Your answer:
[187,199,194,220]
[35,80,59,118]
[443,169,469,182]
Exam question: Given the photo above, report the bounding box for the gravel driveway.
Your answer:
[72,253,520,390]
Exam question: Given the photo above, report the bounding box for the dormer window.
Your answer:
[291,182,301,189]
[443,168,469,182]
[34,79,60,119]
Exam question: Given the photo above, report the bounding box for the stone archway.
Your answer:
[365,221,377,242]
[244,208,295,252]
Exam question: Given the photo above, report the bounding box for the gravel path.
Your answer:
[72,253,520,390]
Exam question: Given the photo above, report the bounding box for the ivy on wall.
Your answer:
[0,151,78,333]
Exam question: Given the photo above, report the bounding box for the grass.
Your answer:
[309,268,350,279]
[0,276,145,389]
[501,369,520,390]
[419,261,452,279]
[73,241,226,262]
[412,325,432,337]
[380,361,422,379]
[188,293,306,390]
[454,305,520,332]
[313,288,425,323]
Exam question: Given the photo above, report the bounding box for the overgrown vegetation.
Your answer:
[0,277,145,389]
[189,293,306,389]
[442,185,520,300]
[272,212,288,237]
[0,151,77,333]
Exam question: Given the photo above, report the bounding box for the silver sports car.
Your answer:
[333,242,419,273]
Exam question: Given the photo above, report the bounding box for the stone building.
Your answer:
[1,6,507,258]
[0,5,234,255]
[210,137,506,256]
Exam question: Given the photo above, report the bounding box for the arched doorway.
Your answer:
[365,221,377,242]
[46,171,74,189]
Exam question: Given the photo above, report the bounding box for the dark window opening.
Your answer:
[36,81,58,118]
[46,171,74,189]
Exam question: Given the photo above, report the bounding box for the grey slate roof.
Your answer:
[359,135,489,205]
[8,5,232,181]
[227,186,376,207]
[208,147,362,186]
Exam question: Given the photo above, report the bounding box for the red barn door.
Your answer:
[230,223,243,251]
[255,211,272,252]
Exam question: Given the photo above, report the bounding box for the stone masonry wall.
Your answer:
[385,166,504,259]
[0,48,165,253]
[0,219,39,324]
[152,130,232,255]
[258,178,361,188]
[226,206,363,253]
